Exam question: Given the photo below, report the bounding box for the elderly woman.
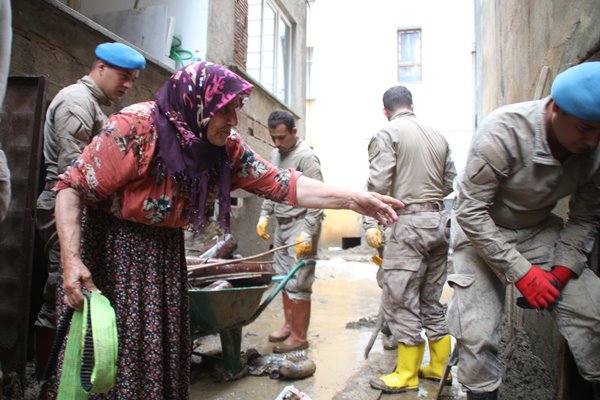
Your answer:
[52,62,402,398]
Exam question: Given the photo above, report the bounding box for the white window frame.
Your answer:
[247,0,293,104]
[397,27,422,83]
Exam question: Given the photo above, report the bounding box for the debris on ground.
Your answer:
[191,347,251,382]
[248,350,316,380]
[345,315,378,329]
[499,328,554,400]
[274,384,314,400]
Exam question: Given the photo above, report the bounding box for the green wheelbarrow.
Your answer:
[189,260,306,375]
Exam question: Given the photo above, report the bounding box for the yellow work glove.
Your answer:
[256,216,270,240]
[295,231,313,258]
[372,255,383,266]
[365,228,383,249]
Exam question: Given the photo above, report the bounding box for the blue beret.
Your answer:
[551,62,600,122]
[95,42,146,70]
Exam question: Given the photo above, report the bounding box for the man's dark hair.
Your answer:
[382,86,413,111]
[268,109,296,131]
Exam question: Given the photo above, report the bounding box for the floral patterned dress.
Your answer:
[50,101,300,399]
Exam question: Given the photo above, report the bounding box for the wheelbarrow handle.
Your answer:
[243,260,306,326]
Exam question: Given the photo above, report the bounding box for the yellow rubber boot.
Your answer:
[370,342,425,393]
[419,335,452,385]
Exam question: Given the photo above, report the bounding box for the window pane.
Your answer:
[247,53,260,69]
[247,1,262,80]
[398,29,422,82]
[277,17,291,102]
[245,0,293,104]
[399,31,420,63]
[263,66,274,92]
[398,66,421,82]
[261,3,276,89]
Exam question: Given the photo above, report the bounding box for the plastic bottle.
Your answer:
[191,50,202,63]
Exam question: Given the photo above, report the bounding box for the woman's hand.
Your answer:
[62,256,98,310]
[295,176,404,224]
[348,191,404,225]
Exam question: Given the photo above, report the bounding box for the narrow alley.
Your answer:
[188,245,464,400]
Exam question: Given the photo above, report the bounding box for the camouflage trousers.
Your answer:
[34,192,60,329]
[379,209,450,345]
[273,216,319,301]
[447,213,600,392]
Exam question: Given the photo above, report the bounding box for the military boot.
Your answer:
[268,292,293,342]
[419,335,452,385]
[369,341,425,393]
[273,298,310,353]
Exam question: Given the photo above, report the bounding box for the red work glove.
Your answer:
[545,265,573,290]
[515,265,560,309]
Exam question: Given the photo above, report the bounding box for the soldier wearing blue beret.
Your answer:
[448,62,600,400]
[33,41,146,380]
[95,42,146,70]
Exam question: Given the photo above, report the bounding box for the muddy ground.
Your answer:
[9,245,552,400]
[188,246,465,400]
[187,245,554,400]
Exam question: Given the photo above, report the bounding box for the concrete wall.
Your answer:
[475,1,600,397]
[307,0,475,247]
[475,0,600,122]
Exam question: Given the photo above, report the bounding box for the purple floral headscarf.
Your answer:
[154,62,253,232]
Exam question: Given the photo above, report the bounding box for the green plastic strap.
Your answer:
[57,292,118,399]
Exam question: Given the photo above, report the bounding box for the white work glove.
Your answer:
[256,216,270,240]
[365,228,383,249]
[295,231,313,258]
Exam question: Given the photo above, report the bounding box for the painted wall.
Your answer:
[307,0,475,247]
[75,0,208,69]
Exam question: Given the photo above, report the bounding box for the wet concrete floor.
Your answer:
[190,247,466,400]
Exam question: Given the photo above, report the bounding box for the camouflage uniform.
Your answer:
[260,138,323,301]
[448,98,600,392]
[365,111,456,345]
[35,76,110,328]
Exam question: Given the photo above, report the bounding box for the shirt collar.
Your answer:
[79,75,112,107]
[279,137,302,155]
[532,97,561,166]
[390,110,415,121]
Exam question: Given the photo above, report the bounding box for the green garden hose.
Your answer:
[169,36,193,69]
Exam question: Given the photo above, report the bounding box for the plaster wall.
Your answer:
[74,0,209,68]
[475,0,600,122]
[308,0,475,247]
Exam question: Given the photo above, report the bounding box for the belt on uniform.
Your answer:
[397,201,445,214]
[276,215,302,225]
